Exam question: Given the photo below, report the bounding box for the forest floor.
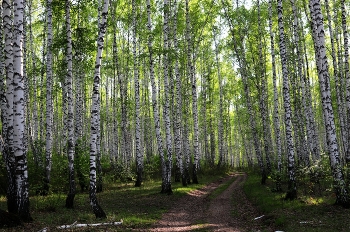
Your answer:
[148,172,274,232]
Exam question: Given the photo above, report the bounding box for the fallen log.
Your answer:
[57,220,123,229]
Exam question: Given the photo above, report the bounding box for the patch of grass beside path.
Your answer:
[0,171,232,232]
[244,173,350,232]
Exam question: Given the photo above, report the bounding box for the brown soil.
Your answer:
[149,172,274,231]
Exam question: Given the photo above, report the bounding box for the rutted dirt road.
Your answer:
[149,173,274,231]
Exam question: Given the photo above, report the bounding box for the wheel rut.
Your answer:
[149,172,272,231]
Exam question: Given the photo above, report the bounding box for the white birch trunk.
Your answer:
[268,0,282,178]
[162,0,173,191]
[277,0,297,200]
[133,0,143,187]
[309,0,349,206]
[44,0,53,195]
[65,0,75,208]
[325,0,347,159]
[213,29,224,168]
[185,0,199,183]
[89,0,108,218]
[340,0,350,162]
[2,0,16,214]
[258,0,272,173]
[146,0,170,193]
[172,0,184,185]
[13,0,31,221]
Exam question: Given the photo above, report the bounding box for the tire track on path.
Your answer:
[149,172,272,231]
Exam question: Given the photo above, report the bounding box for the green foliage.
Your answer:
[244,171,350,231]
[75,138,90,192]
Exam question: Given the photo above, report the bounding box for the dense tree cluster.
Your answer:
[1,0,350,223]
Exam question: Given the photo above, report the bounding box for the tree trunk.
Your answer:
[162,0,174,191]
[308,0,349,206]
[2,0,16,214]
[257,0,272,173]
[185,0,199,184]
[146,0,172,194]
[268,0,282,191]
[277,0,297,200]
[43,0,53,195]
[89,0,108,218]
[12,0,32,221]
[65,0,76,209]
[172,0,184,184]
[133,0,143,187]
[213,28,224,169]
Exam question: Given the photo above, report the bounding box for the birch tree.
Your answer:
[133,0,143,187]
[89,0,109,218]
[186,0,199,183]
[44,0,53,195]
[12,0,32,221]
[146,0,172,193]
[309,0,349,206]
[162,0,174,191]
[268,0,282,191]
[277,0,297,200]
[172,0,185,185]
[213,27,224,168]
[2,0,16,214]
[257,0,272,173]
[65,0,76,208]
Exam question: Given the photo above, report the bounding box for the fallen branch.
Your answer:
[57,220,123,229]
[253,215,264,220]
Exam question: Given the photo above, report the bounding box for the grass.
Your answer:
[244,172,350,232]
[0,170,229,231]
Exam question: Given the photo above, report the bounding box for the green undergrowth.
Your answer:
[0,170,231,231]
[244,172,350,232]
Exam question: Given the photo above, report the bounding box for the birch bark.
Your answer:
[277,0,297,200]
[13,0,32,220]
[186,0,200,183]
[309,0,349,206]
[147,0,172,194]
[2,0,16,214]
[65,0,76,208]
[133,0,143,187]
[89,0,108,218]
[43,0,53,195]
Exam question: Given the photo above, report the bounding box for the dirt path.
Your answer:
[149,172,273,232]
